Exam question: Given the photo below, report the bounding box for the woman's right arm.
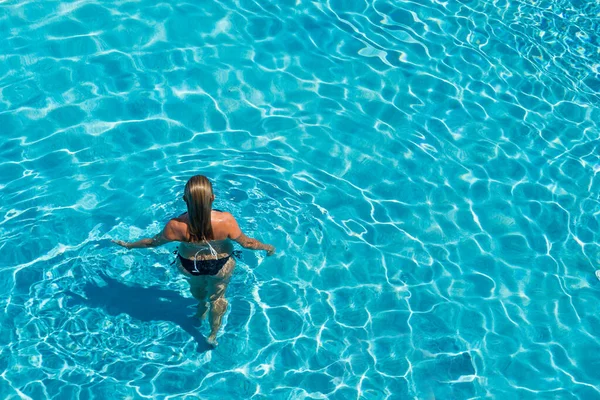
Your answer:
[227,214,275,256]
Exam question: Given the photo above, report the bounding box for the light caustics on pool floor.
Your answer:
[1,0,600,398]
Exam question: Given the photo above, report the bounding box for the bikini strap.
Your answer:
[193,250,202,273]
[206,240,218,258]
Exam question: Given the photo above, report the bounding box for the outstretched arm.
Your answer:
[113,220,180,249]
[234,232,275,255]
[226,214,275,256]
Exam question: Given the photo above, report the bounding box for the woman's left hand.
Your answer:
[112,240,132,249]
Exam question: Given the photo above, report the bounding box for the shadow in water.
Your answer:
[66,272,211,352]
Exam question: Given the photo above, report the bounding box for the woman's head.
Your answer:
[183,175,214,242]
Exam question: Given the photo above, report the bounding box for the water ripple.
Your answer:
[1,0,600,398]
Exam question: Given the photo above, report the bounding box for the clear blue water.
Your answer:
[1,0,600,398]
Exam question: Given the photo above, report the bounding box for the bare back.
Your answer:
[159,209,273,259]
[168,210,242,259]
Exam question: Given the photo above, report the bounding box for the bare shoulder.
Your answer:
[220,211,235,220]
[164,218,188,241]
[210,211,240,239]
[211,211,233,227]
[222,212,242,239]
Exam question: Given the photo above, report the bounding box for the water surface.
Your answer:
[1,0,600,398]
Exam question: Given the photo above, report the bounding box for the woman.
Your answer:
[113,175,275,347]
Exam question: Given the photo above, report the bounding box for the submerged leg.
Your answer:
[189,281,209,319]
[196,302,209,320]
[206,259,235,347]
[207,297,228,346]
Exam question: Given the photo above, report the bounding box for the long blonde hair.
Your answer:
[183,175,214,242]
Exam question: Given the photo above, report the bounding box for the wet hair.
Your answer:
[183,175,214,242]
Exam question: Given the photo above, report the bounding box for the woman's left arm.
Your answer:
[113,220,180,249]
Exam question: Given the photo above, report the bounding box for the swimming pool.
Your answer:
[1,0,600,397]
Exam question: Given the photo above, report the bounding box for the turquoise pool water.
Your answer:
[2,0,600,398]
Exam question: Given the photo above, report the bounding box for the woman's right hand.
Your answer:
[266,245,275,256]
